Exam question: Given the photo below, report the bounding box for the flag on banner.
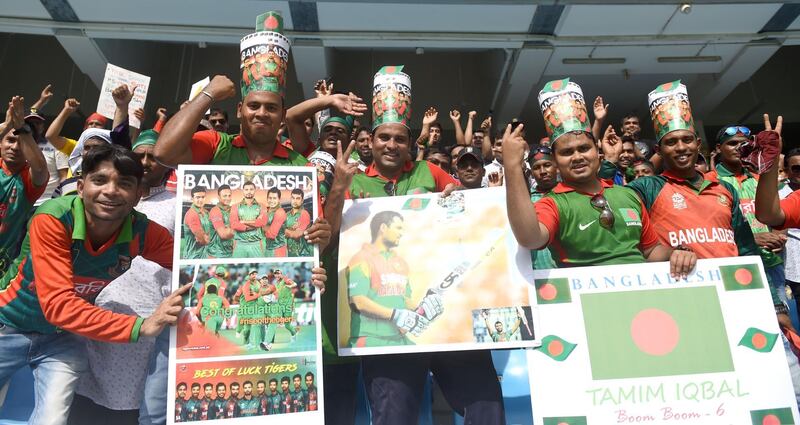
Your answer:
[534,278,571,304]
[581,286,734,379]
[750,407,795,424]
[402,198,430,211]
[720,263,764,291]
[739,327,779,353]
[537,335,576,361]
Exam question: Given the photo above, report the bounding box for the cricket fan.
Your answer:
[0,143,187,424]
[324,65,504,425]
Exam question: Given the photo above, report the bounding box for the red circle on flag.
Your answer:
[538,283,558,301]
[626,209,638,220]
[752,332,768,350]
[762,414,780,425]
[385,66,396,74]
[630,308,680,356]
[552,80,563,90]
[265,15,279,30]
[734,268,753,286]
[548,340,564,357]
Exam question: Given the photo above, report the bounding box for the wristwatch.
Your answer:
[13,124,31,135]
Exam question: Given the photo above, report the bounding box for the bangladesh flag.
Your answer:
[543,416,587,425]
[750,408,795,425]
[739,327,778,353]
[542,78,569,93]
[535,278,571,304]
[256,11,284,33]
[378,65,404,75]
[537,335,576,361]
[720,263,764,291]
[402,198,430,211]
[654,80,682,93]
[581,287,733,380]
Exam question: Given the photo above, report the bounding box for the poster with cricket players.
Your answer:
[168,165,323,424]
[528,256,799,425]
[337,187,539,356]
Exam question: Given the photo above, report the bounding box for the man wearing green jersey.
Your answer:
[208,184,234,258]
[196,265,228,306]
[481,310,521,342]
[264,187,288,257]
[182,186,212,259]
[255,380,268,414]
[235,381,260,417]
[185,383,202,421]
[262,269,298,351]
[210,382,228,419]
[266,378,282,414]
[285,188,312,257]
[290,373,307,412]
[279,376,293,413]
[231,181,267,258]
[528,146,558,270]
[238,270,261,346]
[196,282,230,335]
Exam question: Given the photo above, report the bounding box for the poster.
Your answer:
[96,63,150,129]
[169,165,323,424]
[528,256,799,424]
[337,187,538,356]
[189,76,211,115]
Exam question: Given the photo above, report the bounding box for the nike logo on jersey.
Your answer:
[578,220,597,231]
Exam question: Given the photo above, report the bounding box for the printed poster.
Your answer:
[169,165,323,424]
[96,63,150,129]
[337,187,539,356]
[528,256,799,424]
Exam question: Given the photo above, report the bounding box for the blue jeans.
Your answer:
[138,328,169,425]
[0,323,88,425]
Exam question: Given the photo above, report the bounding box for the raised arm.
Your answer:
[415,107,437,147]
[464,111,475,146]
[285,92,366,155]
[591,96,608,142]
[7,97,48,187]
[30,84,53,112]
[503,124,550,249]
[480,116,493,161]
[155,75,236,167]
[45,98,80,151]
[450,109,466,146]
[755,114,785,227]
[322,140,358,241]
[111,84,134,130]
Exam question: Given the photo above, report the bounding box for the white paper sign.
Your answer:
[189,76,211,115]
[96,63,150,129]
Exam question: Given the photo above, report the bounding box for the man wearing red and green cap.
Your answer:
[325,65,503,425]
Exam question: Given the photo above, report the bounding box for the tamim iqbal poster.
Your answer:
[528,256,799,425]
[168,165,323,424]
[337,187,539,356]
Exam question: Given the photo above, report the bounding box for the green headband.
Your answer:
[132,129,158,151]
[322,116,354,134]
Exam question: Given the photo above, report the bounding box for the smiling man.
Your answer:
[0,143,188,425]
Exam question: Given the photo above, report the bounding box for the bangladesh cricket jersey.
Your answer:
[709,163,782,267]
[346,160,457,199]
[530,190,557,270]
[190,130,310,166]
[236,396,261,417]
[281,391,293,413]
[232,200,267,243]
[0,161,45,274]
[208,204,233,258]
[291,389,307,412]
[0,195,172,342]
[182,204,212,259]
[267,392,283,414]
[239,278,261,322]
[185,396,201,420]
[285,208,312,257]
[200,293,227,332]
[492,331,514,342]
[276,280,295,318]
[223,397,239,418]
[198,397,213,420]
[347,243,411,343]
[265,207,287,256]
[174,399,188,422]
[534,180,659,267]
[306,386,318,411]
[210,398,227,419]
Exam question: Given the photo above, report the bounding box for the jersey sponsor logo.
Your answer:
[667,227,735,247]
[72,276,111,297]
[671,193,687,210]
[578,220,596,231]
[376,273,408,296]
[718,195,729,206]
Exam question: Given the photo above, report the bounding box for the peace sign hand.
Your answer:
[334,139,359,190]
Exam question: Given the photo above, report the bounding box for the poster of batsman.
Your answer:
[337,187,539,356]
[169,165,323,425]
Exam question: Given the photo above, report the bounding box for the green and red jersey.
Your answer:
[777,189,800,230]
[266,392,283,414]
[207,204,233,258]
[291,388,307,412]
[0,195,172,342]
[235,396,261,417]
[530,190,557,270]
[0,161,45,273]
[231,200,267,243]
[265,207,287,256]
[534,180,659,267]
[190,131,309,166]
[345,160,456,199]
[182,205,212,259]
[285,208,312,257]
[707,163,782,268]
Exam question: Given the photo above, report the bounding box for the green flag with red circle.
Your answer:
[537,335,576,361]
[402,198,430,211]
[581,286,733,380]
[535,278,571,304]
[543,416,587,425]
[720,263,764,291]
[750,407,795,424]
[739,327,778,353]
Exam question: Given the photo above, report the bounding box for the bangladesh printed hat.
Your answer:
[537,78,591,144]
[372,65,412,130]
[240,11,291,98]
[648,80,695,142]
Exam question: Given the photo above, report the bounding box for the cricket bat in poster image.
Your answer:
[167,165,324,424]
[337,187,541,356]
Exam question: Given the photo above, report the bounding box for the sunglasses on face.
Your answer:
[590,193,615,229]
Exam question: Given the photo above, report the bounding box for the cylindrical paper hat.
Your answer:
[648,80,695,142]
[371,65,412,130]
[537,78,591,144]
[240,11,291,98]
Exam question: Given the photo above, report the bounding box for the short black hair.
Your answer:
[370,211,403,242]
[231,382,240,388]
[243,380,253,387]
[355,126,370,137]
[293,374,302,381]
[280,376,290,384]
[81,143,143,183]
[191,383,200,389]
[218,184,231,193]
[269,378,278,385]
[177,382,187,389]
[620,114,639,126]
[291,188,303,197]
[216,382,226,389]
[430,122,442,131]
[203,383,213,390]
[209,108,228,121]
[257,380,266,386]
[268,187,280,197]
[305,372,314,379]
[634,160,655,170]
[785,148,800,167]
[242,180,256,189]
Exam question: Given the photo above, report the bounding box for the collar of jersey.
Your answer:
[71,196,134,243]
[552,178,613,194]
[364,161,415,180]
[231,134,290,160]
[0,159,28,176]
[661,169,714,192]
[714,162,753,179]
